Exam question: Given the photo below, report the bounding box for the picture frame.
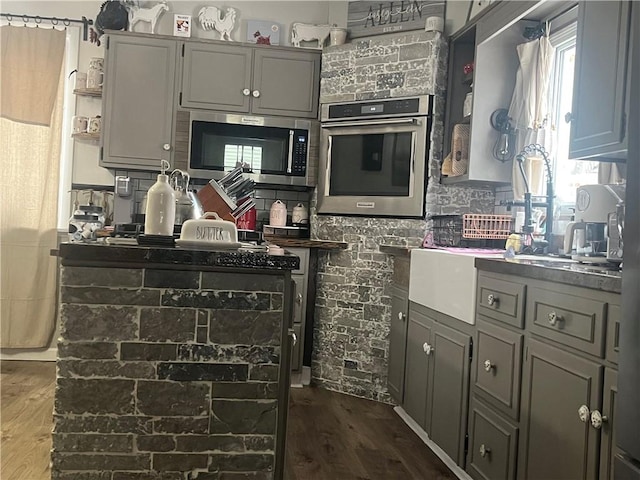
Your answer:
[247,20,281,45]
[174,14,191,37]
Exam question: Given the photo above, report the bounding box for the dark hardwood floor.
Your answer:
[0,361,456,480]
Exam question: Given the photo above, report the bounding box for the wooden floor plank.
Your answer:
[1,361,457,480]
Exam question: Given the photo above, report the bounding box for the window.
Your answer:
[223,144,263,171]
[549,23,599,204]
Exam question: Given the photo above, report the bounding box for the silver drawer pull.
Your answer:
[483,360,495,372]
[578,405,590,423]
[590,410,608,429]
[296,293,303,304]
[242,88,251,96]
[423,343,434,356]
[479,444,491,458]
[487,294,498,306]
[289,329,297,346]
[548,311,562,326]
[398,312,405,321]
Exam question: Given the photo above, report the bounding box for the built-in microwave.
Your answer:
[318,96,432,217]
[187,111,317,187]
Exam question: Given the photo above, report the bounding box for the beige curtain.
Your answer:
[0,26,65,348]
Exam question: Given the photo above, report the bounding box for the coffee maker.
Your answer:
[563,184,626,263]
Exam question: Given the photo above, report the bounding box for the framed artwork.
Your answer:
[247,20,281,45]
[347,0,445,39]
[174,14,191,37]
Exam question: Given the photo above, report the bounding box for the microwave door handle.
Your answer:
[321,118,419,128]
[325,136,332,192]
[287,130,294,174]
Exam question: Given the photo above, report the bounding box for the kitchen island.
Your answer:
[52,243,299,480]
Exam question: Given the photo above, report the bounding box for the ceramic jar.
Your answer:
[269,200,287,226]
[292,203,309,225]
[87,57,104,89]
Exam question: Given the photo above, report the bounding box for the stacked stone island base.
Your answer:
[52,243,298,480]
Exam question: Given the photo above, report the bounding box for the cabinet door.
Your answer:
[569,0,630,159]
[181,42,252,113]
[388,285,409,404]
[403,310,432,429]
[599,368,618,480]
[427,321,472,466]
[518,338,602,480]
[292,275,305,324]
[291,323,302,372]
[251,49,320,118]
[102,35,177,169]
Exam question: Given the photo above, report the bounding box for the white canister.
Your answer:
[88,116,102,134]
[72,116,88,134]
[292,203,309,225]
[269,200,287,227]
[425,16,444,33]
[329,27,348,46]
[87,57,104,89]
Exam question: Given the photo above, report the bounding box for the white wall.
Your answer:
[2,0,346,187]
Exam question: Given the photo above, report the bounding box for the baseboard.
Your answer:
[0,347,57,362]
[394,406,473,480]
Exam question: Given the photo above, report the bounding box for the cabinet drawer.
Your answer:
[527,287,606,357]
[606,304,621,364]
[477,275,526,328]
[286,247,309,275]
[467,398,518,480]
[474,320,523,420]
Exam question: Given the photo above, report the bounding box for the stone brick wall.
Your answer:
[311,31,495,402]
[52,266,286,480]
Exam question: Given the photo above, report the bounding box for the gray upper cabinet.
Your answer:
[251,49,320,119]
[101,34,178,170]
[518,338,602,480]
[569,0,631,160]
[388,285,409,404]
[181,43,252,113]
[181,43,320,119]
[427,321,471,466]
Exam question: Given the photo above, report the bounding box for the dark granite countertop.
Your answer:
[379,245,416,257]
[475,257,622,293]
[58,242,300,271]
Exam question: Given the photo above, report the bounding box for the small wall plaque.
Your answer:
[347,0,445,39]
[174,14,191,37]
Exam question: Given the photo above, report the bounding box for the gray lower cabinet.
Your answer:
[287,248,309,374]
[101,34,178,170]
[403,307,433,429]
[468,398,518,480]
[518,338,603,480]
[569,0,631,160]
[427,321,472,466]
[181,42,320,119]
[388,284,409,403]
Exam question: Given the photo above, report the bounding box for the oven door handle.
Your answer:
[321,118,420,128]
[325,135,332,191]
[287,130,294,174]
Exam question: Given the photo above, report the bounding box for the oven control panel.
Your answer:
[327,97,426,119]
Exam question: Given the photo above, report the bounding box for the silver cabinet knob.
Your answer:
[163,143,171,151]
[423,343,434,355]
[565,112,574,123]
[548,311,561,326]
[296,293,303,304]
[479,444,491,458]
[242,88,251,96]
[590,410,608,429]
[487,294,498,306]
[484,360,494,372]
[252,90,260,98]
[578,405,590,423]
[398,312,405,321]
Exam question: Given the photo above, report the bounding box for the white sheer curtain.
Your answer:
[0,26,65,347]
[508,36,556,199]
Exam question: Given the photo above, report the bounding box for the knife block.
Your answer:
[196,180,236,223]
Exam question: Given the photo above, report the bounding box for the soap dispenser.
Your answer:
[145,159,176,236]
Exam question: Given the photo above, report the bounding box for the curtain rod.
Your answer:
[0,13,93,41]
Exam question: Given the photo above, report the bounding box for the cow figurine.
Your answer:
[291,23,331,49]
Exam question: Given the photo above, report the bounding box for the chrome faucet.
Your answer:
[503,144,555,249]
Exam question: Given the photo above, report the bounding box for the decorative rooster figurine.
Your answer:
[198,6,237,41]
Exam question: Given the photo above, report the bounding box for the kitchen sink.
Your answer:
[409,248,503,325]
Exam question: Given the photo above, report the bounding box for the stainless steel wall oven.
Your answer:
[318,95,432,217]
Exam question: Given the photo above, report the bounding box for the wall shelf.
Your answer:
[73,88,102,98]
